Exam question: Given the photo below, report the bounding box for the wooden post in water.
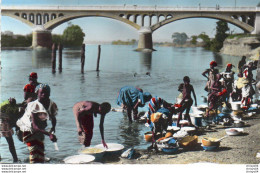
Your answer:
[58,43,63,72]
[51,43,57,73]
[81,44,85,73]
[96,45,101,71]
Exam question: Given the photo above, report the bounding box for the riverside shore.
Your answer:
[102,113,260,164]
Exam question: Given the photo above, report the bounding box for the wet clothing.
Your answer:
[79,114,94,147]
[17,100,49,132]
[16,100,49,164]
[116,86,145,108]
[23,131,45,163]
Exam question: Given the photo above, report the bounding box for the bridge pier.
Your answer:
[252,12,260,35]
[135,27,155,52]
[32,27,52,49]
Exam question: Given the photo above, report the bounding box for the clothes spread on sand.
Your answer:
[116,86,145,108]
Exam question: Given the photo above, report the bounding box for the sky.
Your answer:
[1,0,260,42]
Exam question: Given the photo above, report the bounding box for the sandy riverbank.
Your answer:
[101,114,260,165]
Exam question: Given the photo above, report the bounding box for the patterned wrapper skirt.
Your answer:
[23,131,45,163]
[0,117,14,138]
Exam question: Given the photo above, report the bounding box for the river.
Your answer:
[0,45,242,163]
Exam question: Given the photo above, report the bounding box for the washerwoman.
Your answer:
[73,101,111,148]
[116,86,152,123]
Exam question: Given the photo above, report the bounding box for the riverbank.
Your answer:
[102,113,260,164]
[1,47,32,50]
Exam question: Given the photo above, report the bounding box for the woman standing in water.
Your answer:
[116,86,152,123]
[202,61,219,94]
[16,84,58,163]
[0,98,22,163]
[177,76,197,127]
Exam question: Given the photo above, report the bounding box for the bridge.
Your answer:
[2,5,260,50]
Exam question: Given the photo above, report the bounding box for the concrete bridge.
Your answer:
[2,5,260,50]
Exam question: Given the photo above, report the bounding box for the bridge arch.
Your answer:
[151,13,254,33]
[44,13,141,31]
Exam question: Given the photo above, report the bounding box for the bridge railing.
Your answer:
[2,5,260,12]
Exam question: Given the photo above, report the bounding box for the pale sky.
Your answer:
[1,0,259,42]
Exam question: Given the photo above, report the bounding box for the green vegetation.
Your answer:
[172,32,188,45]
[62,24,85,47]
[190,35,198,45]
[112,39,137,45]
[227,33,259,39]
[187,20,230,52]
[210,20,229,52]
[1,34,32,47]
[1,24,85,48]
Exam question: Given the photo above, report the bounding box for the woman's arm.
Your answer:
[191,86,197,106]
[99,114,108,148]
[202,69,209,80]
[31,113,57,142]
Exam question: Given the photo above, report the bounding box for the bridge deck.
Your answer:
[2,6,260,12]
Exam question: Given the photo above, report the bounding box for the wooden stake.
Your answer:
[81,44,85,73]
[96,45,101,71]
[51,43,57,73]
[58,43,63,72]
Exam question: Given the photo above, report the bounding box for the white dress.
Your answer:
[16,100,49,132]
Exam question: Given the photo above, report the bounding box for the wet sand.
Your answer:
[103,114,260,164]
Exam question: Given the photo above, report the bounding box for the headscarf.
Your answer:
[210,61,217,67]
[29,72,38,79]
[24,84,36,93]
[35,83,51,96]
[143,92,152,102]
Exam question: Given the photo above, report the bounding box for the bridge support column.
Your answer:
[135,27,155,52]
[32,27,52,49]
[252,12,260,35]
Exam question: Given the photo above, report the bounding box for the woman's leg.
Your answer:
[127,107,133,123]
[5,137,18,162]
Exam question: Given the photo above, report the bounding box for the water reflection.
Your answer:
[213,52,223,69]
[118,114,142,148]
[31,49,52,68]
[139,51,152,71]
[63,49,81,59]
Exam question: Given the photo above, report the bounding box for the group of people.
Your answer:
[1,72,111,163]
[0,56,258,163]
[116,57,258,143]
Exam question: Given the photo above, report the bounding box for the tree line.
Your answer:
[172,20,230,52]
[1,24,85,48]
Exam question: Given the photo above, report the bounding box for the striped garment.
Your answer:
[23,131,45,163]
[147,96,164,119]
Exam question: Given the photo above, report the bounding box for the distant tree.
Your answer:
[62,24,85,47]
[52,34,63,44]
[191,35,198,45]
[1,34,32,47]
[172,32,188,45]
[210,20,229,52]
[198,32,211,49]
[257,2,260,7]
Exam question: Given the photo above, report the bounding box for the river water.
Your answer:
[0,45,241,163]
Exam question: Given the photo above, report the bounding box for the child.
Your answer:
[73,101,111,148]
[177,76,197,127]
